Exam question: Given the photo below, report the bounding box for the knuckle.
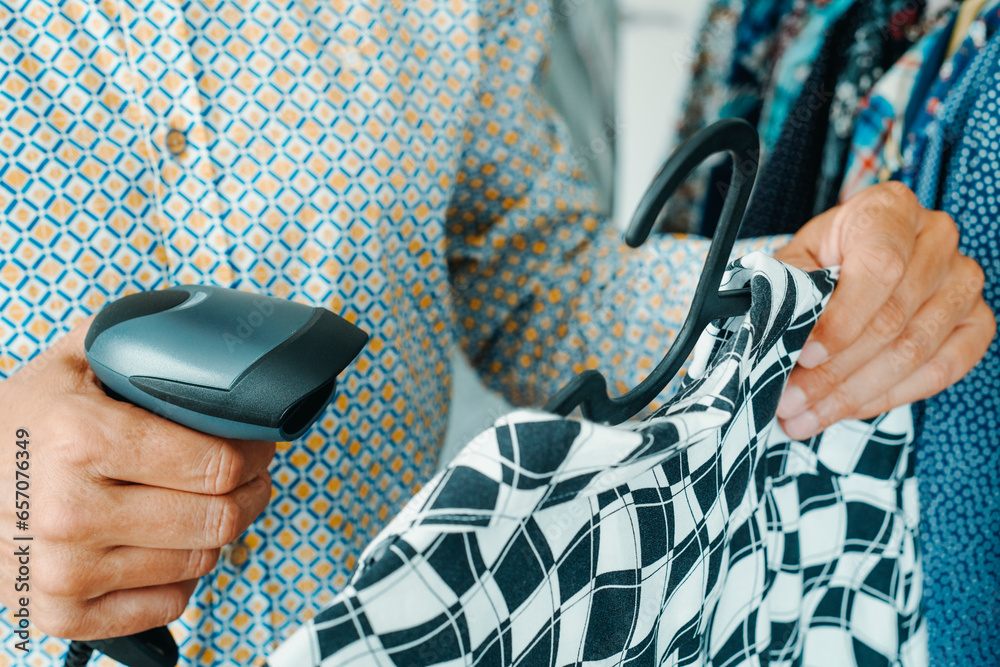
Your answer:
[32,554,80,599]
[820,388,860,424]
[34,617,75,639]
[868,297,909,341]
[156,585,196,627]
[892,328,934,372]
[204,441,244,496]
[856,395,892,421]
[32,601,85,639]
[931,211,960,248]
[122,409,155,446]
[925,358,955,395]
[207,496,243,546]
[48,411,97,469]
[981,302,999,338]
[961,256,986,293]
[862,241,908,285]
[880,180,918,206]
[188,548,221,579]
[34,498,88,543]
[801,360,840,395]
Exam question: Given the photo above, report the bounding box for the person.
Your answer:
[0,1,993,665]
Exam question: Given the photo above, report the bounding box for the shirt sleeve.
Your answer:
[445,2,788,408]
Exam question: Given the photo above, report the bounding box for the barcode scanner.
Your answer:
[67,285,369,667]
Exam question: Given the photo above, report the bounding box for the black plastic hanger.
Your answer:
[543,118,760,424]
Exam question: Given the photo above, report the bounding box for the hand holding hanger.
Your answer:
[773,182,995,439]
[547,120,994,442]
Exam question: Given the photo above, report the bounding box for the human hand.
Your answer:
[772,182,995,440]
[0,317,276,640]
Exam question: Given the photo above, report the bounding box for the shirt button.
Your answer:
[166,129,187,156]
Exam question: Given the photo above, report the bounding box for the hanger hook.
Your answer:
[544,118,760,424]
[625,117,759,248]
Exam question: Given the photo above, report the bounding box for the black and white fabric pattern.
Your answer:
[267,252,925,666]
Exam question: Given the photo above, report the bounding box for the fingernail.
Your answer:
[776,385,808,419]
[783,411,820,441]
[797,342,828,369]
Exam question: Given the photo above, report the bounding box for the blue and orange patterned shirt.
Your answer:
[0,1,781,664]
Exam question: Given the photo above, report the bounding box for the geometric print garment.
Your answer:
[0,2,787,665]
[266,253,926,667]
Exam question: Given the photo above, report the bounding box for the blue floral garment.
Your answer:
[758,0,858,150]
[899,6,1000,190]
[812,0,925,213]
[722,0,795,123]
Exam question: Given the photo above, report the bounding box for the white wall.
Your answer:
[615,0,706,228]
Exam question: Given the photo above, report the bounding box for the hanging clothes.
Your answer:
[896,22,1000,666]
[901,7,1000,196]
[736,1,866,238]
[668,0,922,237]
[900,1,997,146]
[757,0,858,151]
[839,17,955,201]
[813,0,927,213]
[668,0,861,237]
[267,253,926,667]
[699,0,797,236]
[736,0,924,239]
[721,0,796,124]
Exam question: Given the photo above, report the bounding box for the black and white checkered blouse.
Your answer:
[268,253,925,666]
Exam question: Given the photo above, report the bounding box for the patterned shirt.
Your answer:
[0,1,779,665]
[268,254,924,667]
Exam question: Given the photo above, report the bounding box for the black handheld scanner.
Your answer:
[67,285,368,667]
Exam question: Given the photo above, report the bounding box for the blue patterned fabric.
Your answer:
[736,0,867,239]
[899,26,1000,666]
[839,20,951,201]
[723,0,794,123]
[812,0,926,212]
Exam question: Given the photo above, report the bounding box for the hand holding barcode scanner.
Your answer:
[0,286,366,667]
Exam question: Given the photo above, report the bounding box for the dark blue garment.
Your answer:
[901,11,958,138]
[904,28,1000,667]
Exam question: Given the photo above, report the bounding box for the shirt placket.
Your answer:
[111,0,233,286]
